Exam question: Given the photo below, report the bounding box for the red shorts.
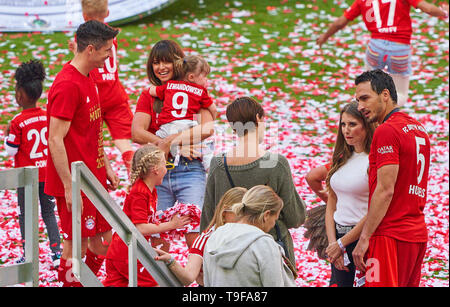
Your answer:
[102,100,133,140]
[364,236,427,287]
[103,258,158,287]
[55,194,112,240]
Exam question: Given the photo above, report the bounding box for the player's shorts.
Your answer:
[102,100,133,140]
[55,194,112,240]
[364,235,427,287]
[103,259,158,287]
[365,38,412,76]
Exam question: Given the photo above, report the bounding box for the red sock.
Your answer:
[85,248,105,276]
[122,150,134,175]
[58,258,82,287]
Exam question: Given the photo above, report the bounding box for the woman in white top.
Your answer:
[325,101,376,287]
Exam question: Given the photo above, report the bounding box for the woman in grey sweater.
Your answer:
[203,185,297,287]
[200,96,306,267]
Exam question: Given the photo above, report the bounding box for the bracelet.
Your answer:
[337,239,346,253]
[165,255,176,267]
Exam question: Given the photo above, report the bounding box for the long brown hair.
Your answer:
[146,40,185,86]
[325,101,376,190]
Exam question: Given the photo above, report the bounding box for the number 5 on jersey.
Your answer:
[415,136,426,184]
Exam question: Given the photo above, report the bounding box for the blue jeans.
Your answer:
[156,157,206,231]
[365,39,412,76]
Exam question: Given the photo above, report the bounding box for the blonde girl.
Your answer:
[103,144,191,287]
[154,187,247,286]
[203,185,297,287]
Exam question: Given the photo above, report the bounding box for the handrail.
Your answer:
[0,167,39,287]
[71,161,182,287]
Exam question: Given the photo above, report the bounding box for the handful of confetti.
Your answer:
[158,201,201,241]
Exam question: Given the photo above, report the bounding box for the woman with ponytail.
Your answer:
[203,185,296,287]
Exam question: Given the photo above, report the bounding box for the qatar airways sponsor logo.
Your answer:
[377,145,394,154]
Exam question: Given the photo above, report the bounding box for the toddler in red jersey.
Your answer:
[4,60,61,268]
[148,55,217,171]
[104,144,191,287]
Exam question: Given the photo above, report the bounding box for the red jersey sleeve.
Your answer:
[49,81,81,121]
[372,124,400,169]
[200,88,213,109]
[155,84,168,101]
[343,0,362,21]
[6,118,21,147]
[127,192,152,225]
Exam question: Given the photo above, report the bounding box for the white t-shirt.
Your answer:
[330,151,369,226]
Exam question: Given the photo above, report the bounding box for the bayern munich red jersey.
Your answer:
[344,0,422,45]
[88,37,128,108]
[45,63,106,197]
[107,179,158,262]
[6,107,48,182]
[155,80,213,126]
[369,111,430,242]
[135,89,160,134]
[189,226,215,257]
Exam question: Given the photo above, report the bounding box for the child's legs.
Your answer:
[17,187,25,250]
[391,74,410,107]
[38,182,61,253]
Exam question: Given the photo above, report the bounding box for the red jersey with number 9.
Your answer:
[368,111,430,242]
[6,107,48,182]
[344,0,422,45]
[155,80,213,127]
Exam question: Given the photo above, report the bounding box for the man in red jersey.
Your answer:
[317,0,448,106]
[77,0,135,174]
[352,69,430,287]
[46,20,119,286]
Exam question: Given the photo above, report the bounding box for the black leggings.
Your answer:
[17,182,61,254]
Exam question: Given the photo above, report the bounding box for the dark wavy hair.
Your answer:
[15,59,46,101]
[355,69,398,104]
[325,101,376,190]
[76,20,118,52]
[146,40,185,86]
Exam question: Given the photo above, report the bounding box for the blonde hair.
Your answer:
[174,54,210,81]
[232,185,283,226]
[128,144,165,191]
[206,187,247,231]
[81,0,108,20]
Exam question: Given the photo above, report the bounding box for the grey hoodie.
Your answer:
[203,223,296,287]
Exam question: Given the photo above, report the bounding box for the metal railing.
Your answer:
[0,167,39,287]
[70,161,182,287]
[0,163,182,287]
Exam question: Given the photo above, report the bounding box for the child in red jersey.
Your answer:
[4,59,61,268]
[104,144,191,287]
[148,55,217,171]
